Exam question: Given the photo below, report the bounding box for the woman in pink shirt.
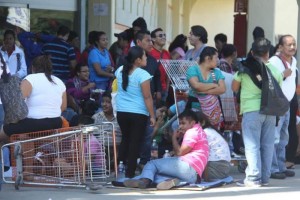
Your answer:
[122,110,209,190]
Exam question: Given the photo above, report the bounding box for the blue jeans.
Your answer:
[0,104,4,127]
[140,157,197,184]
[61,107,77,122]
[242,111,275,184]
[139,118,153,165]
[271,109,290,173]
[140,103,156,165]
[95,81,109,91]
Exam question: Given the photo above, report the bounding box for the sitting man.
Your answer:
[123,110,209,190]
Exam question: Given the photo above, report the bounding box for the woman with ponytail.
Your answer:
[0,55,67,141]
[115,46,155,178]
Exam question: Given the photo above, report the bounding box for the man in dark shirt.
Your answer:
[109,29,130,68]
[134,30,162,167]
[42,25,77,82]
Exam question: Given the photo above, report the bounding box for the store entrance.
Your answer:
[0,1,82,48]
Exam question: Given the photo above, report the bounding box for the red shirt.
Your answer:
[149,48,171,91]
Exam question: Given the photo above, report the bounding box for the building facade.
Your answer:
[0,0,299,58]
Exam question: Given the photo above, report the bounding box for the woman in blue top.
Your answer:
[116,46,155,178]
[88,31,114,91]
[186,46,226,112]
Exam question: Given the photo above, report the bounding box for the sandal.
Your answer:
[286,162,295,169]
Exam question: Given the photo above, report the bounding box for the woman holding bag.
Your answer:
[0,55,67,142]
[186,46,226,128]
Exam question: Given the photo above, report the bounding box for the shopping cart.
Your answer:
[1,123,117,190]
[160,59,198,118]
[220,97,247,173]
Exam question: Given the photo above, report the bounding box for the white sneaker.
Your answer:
[236,179,261,187]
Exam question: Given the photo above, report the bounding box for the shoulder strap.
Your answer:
[0,53,10,83]
[238,62,262,89]
[16,53,21,73]
[210,69,225,123]
[276,55,289,69]
[210,70,217,83]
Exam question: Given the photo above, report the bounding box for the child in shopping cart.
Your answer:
[79,115,106,174]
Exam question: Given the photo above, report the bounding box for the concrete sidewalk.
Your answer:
[1,165,300,200]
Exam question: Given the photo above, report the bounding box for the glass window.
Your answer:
[30,9,75,35]
[0,6,77,45]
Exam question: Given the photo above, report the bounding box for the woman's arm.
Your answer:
[61,91,67,112]
[141,80,155,126]
[172,130,192,156]
[21,79,32,98]
[188,77,218,93]
[205,79,226,95]
[232,79,241,92]
[93,63,114,78]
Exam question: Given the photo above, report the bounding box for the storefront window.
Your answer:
[30,9,75,35]
[0,6,76,45]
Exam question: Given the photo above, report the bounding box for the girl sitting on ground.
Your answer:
[196,112,231,181]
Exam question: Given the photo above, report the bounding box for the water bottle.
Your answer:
[163,150,171,158]
[151,139,158,160]
[117,161,125,180]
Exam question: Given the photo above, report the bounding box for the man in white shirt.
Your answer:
[269,35,297,179]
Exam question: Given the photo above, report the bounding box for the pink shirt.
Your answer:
[180,123,209,177]
[84,135,105,169]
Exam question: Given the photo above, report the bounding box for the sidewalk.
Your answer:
[1,165,299,200]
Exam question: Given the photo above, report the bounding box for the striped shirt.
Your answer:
[180,123,209,177]
[42,38,76,82]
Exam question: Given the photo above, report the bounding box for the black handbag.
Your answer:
[0,53,28,124]
[260,63,289,116]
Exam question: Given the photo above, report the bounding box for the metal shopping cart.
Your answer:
[1,123,117,190]
[220,97,247,173]
[160,59,198,118]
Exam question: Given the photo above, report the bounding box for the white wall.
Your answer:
[247,0,276,52]
[274,0,298,42]
[115,0,158,31]
[248,0,298,52]
[189,0,235,47]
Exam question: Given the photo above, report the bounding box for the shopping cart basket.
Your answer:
[160,59,198,118]
[1,123,117,190]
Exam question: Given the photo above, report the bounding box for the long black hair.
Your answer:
[122,46,144,91]
[199,46,218,64]
[196,111,219,132]
[168,34,188,53]
[31,55,55,84]
[91,31,106,48]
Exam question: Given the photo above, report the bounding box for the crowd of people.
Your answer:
[0,16,299,190]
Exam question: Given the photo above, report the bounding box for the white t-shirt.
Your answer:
[204,128,231,162]
[25,73,66,119]
[269,56,297,101]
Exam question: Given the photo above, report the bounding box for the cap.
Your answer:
[132,17,147,31]
[114,30,130,41]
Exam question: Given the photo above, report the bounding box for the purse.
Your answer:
[196,70,223,126]
[260,63,289,116]
[0,53,28,124]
